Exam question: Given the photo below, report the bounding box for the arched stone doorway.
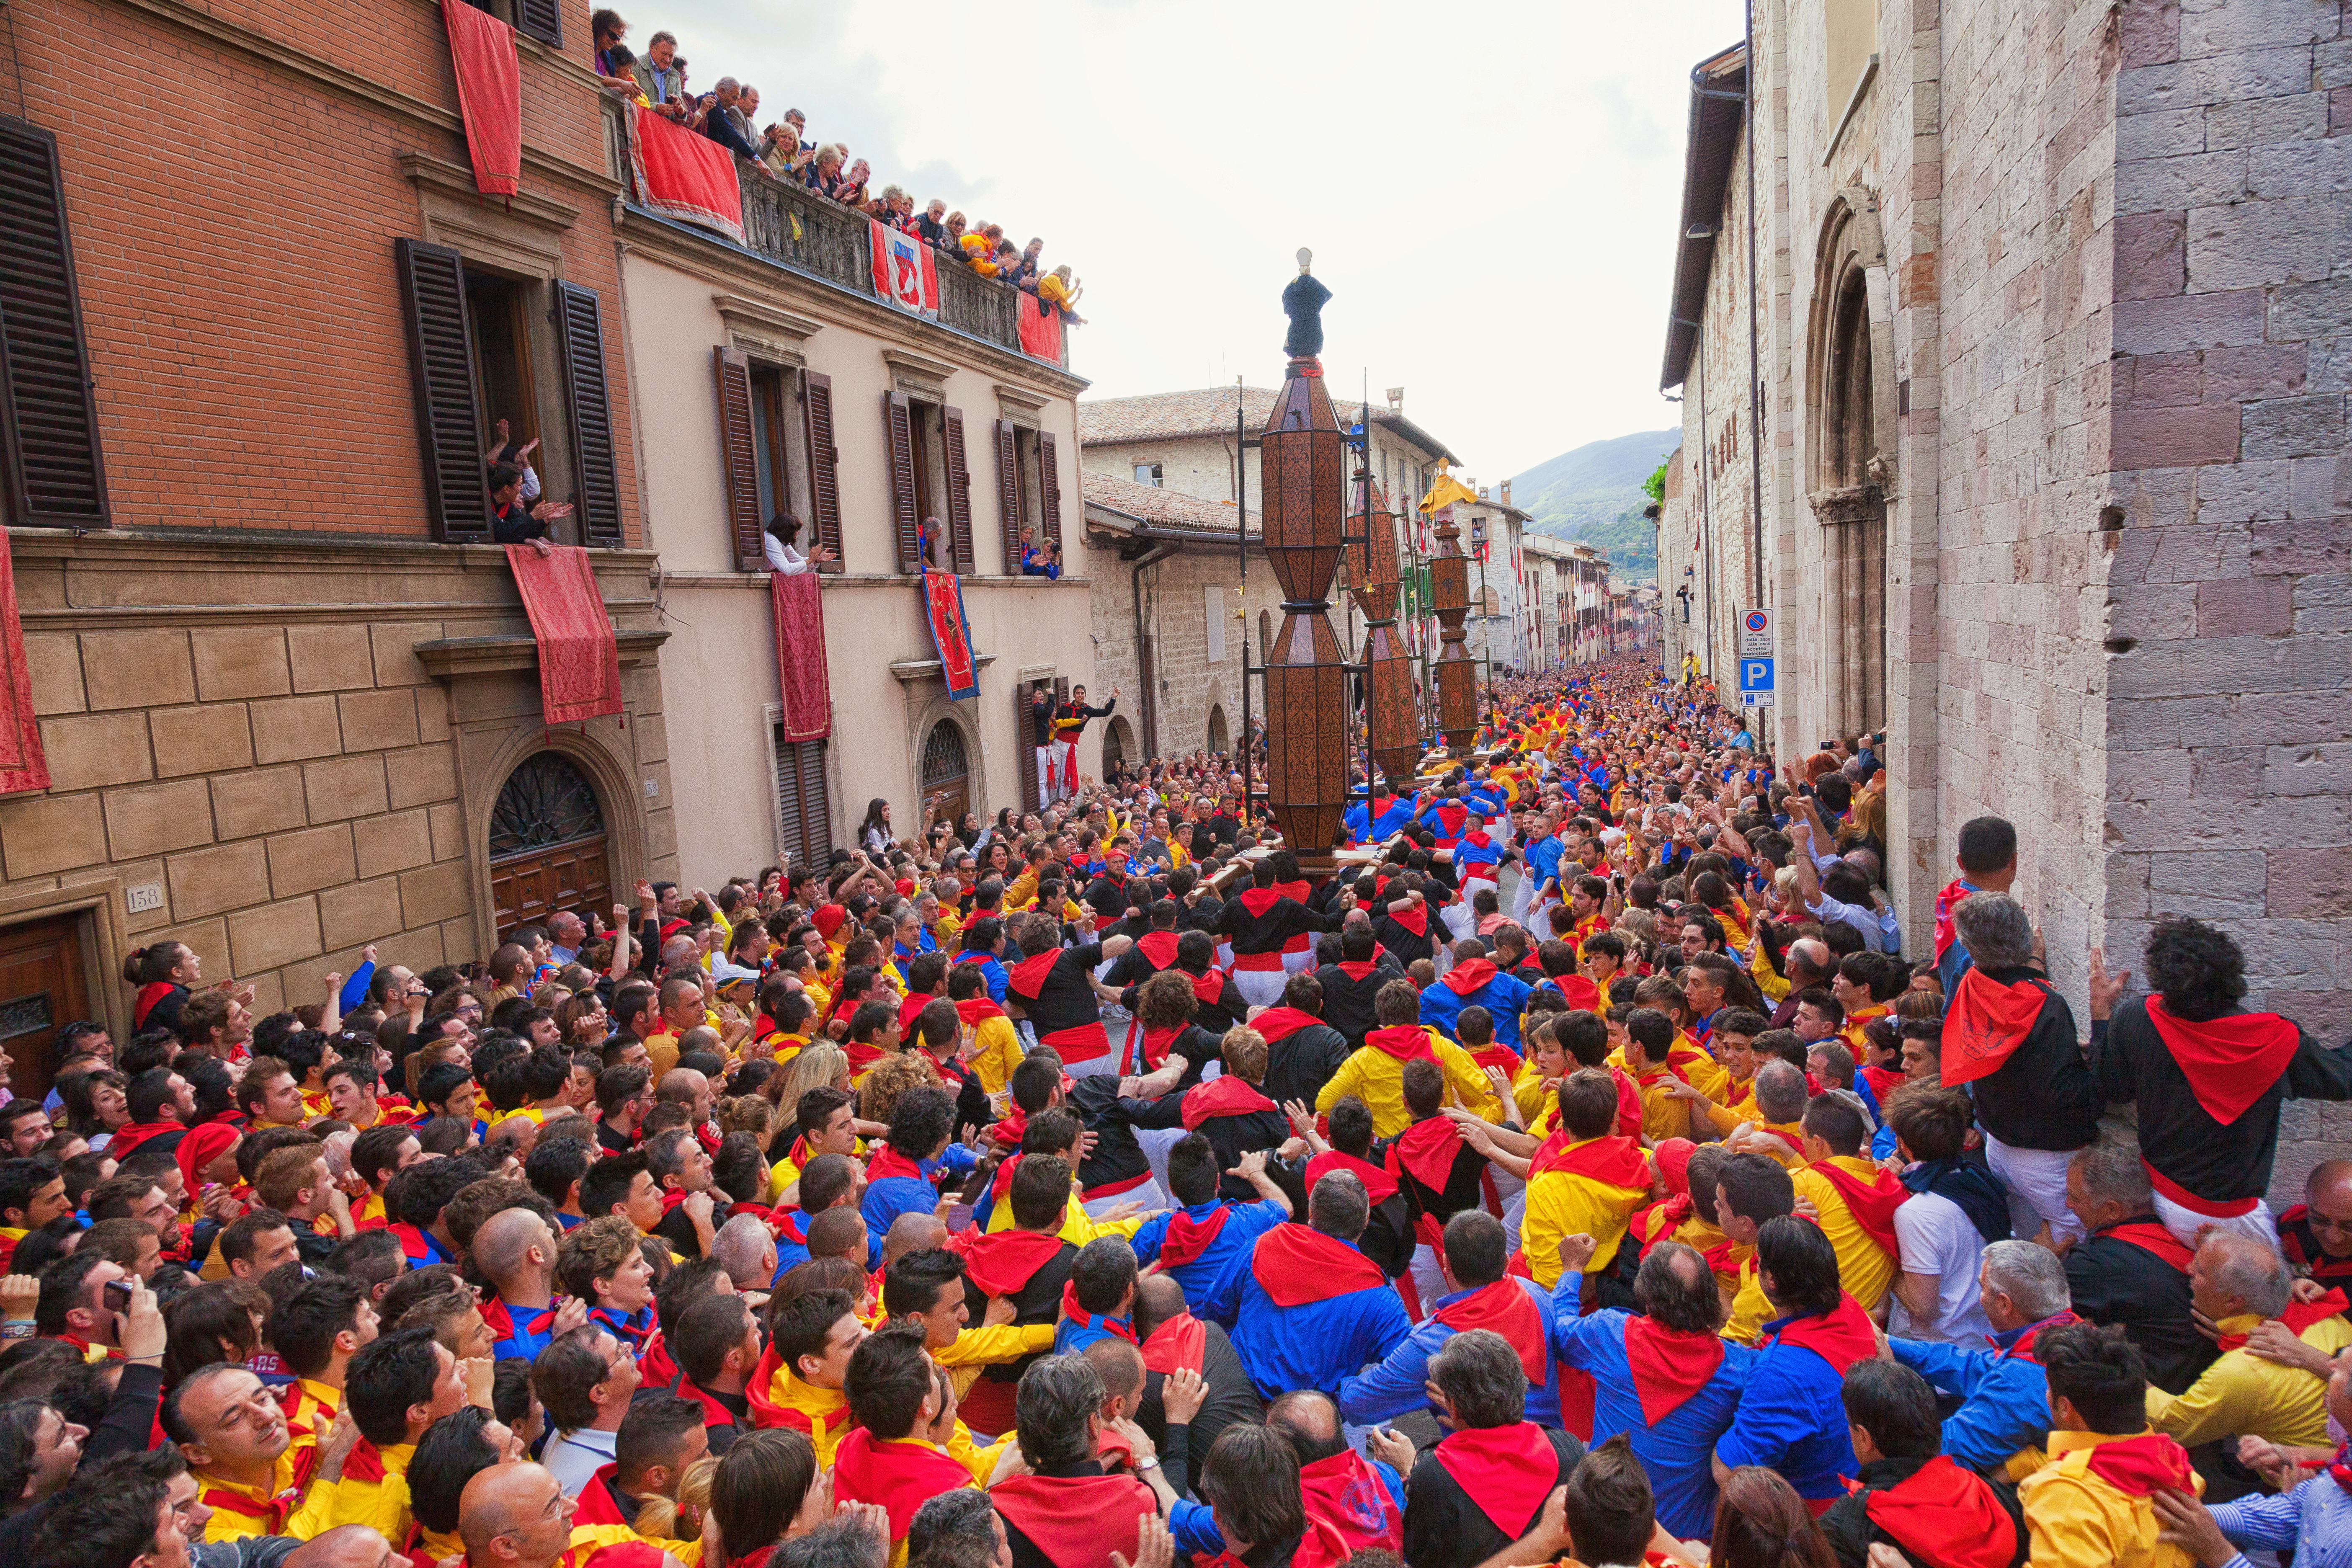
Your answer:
[920,719,970,830]
[1206,704,1229,756]
[1807,193,1894,740]
[489,750,611,937]
[1102,714,1134,777]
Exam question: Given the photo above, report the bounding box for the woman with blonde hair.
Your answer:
[634,1452,719,1544]
[765,1042,853,1116]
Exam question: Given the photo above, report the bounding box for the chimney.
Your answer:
[1500,480,1512,506]
[1386,386,1403,414]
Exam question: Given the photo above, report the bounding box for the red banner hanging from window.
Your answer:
[439,0,521,197]
[870,221,940,317]
[921,567,979,701]
[506,545,623,726]
[770,570,833,741]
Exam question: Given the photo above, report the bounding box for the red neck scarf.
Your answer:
[1181,1075,1275,1131]
[1251,1225,1388,1307]
[1305,1149,1399,1204]
[1386,903,1428,937]
[1442,957,1497,996]
[1864,1455,2019,1568]
[1059,1280,1137,1342]
[955,1228,1065,1299]
[1188,968,1227,1006]
[987,1151,1026,1209]
[954,996,1007,1026]
[1808,1158,1910,1256]
[1364,1025,1436,1065]
[1527,1132,1650,1189]
[1298,1449,1404,1554]
[1335,959,1382,981]
[1157,1203,1233,1270]
[989,1472,1158,1568]
[2104,1220,2195,1272]
[864,1145,926,1185]
[2328,1442,2352,1496]
[133,981,182,1029]
[830,1430,974,1541]
[1140,1023,1188,1073]
[1007,949,1060,1001]
[1622,1315,1726,1424]
[841,1038,888,1073]
[2081,1431,2196,1496]
[1388,1117,1464,1193]
[1932,877,1975,961]
[1238,886,1284,918]
[1764,1292,1877,1376]
[1140,1312,1207,1375]
[2143,995,2303,1125]
[1431,1279,1546,1384]
[106,1120,186,1161]
[2217,1289,2349,1351]
[1431,1423,1558,1542]
[1942,967,2048,1086]
[896,993,934,1034]
[1251,1006,1320,1044]
[1135,930,1181,969]
[2000,1310,2082,1364]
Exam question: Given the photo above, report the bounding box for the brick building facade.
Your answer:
[1655,0,2352,1203]
[0,0,666,1089]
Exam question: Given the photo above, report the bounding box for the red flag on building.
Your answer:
[869,220,939,317]
[630,106,744,242]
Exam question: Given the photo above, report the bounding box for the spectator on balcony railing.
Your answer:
[485,420,542,508]
[696,78,762,160]
[940,211,969,252]
[837,157,872,209]
[592,9,636,92]
[1039,266,1085,324]
[603,46,651,108]
[1020,534,1063,581]
[763,513,834,576]
[735,86,763,141]
[803,145,845,199]
[917,200,949,246]
[632,31,686,120]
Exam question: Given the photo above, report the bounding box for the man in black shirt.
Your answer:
[1312,923,1405,1048]
[488,462,571,552]
[1132,1273,1263,1482]
[2061,1139,2215,1394]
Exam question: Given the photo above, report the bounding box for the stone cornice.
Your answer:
[401,153,580,230]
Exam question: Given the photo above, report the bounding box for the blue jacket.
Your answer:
[1216,1242,1412,1399]
[1345,795,1419,844]
[1715,1313,1859,1506]
[1547,1274,1752,1539]
[1337,1277,1562,1428]
[1055,1310,1135,1356]
[1168,1460,1405,1558]
[1128,1199,1288,1327]
[1890,1317,2065,1472]
[1420,970,1534,1049]
[860,1146,976,1238]
[955,952,1011,1005]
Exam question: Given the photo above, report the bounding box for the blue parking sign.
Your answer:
[1739,657,1774,693]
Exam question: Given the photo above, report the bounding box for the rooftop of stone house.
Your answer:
[1082,472,1261,539]
[1079,387,1458,462]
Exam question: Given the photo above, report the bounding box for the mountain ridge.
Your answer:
[1506,427,1678,584]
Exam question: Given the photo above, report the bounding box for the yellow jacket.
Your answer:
[2144,1311,2352,1447]
[1519,1140,1653,1287]
[2018,1430,2203,1568]
[197,1454,341,1542]
[967,1012,1024,1098]
[1791,1158,1898,1312]
[326,1439,415,1541]
[1315,1033,1503,1138]
[1721,1253,1772,1347]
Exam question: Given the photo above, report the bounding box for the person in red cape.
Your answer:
[1166,1422,1354,1568]
[1338,1210,1563,1430]
[1128,1273,1261,1483]
[1712,1216,1867,1515]
[2092,915,2352,1247]
[1261,1391,1408,1556]
[1211,854,1353,1009]
[2017,1320,2204,1568]
[2059,1140,2217,1395]
[1547,1235,1754,1538]
[990,1352,1161,1568]
[1399,1328,1584,1568]
[1223,1168,1411,1401]
[831,1323,976,1555]
[1820,1359,2027,1568]
[1382,1057,1499,1318]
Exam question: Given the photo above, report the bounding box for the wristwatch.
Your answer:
[1133,1455,1160,1473]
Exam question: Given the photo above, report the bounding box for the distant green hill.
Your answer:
[1508,428,1678,584]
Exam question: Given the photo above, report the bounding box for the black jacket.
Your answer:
[1135,1318,1264,1481]
[1311,957,1407,1046]
[1817,1455,2028,1568]
[1262,1021,1353,1111]
[2063,1215,2217,1395]
[2094,998,2352,1202]
[1962,965,2102,1152]
[0,1362,162,1563]
[1401,1426,1583,1568]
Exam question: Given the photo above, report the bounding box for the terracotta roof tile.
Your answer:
[1082,472,1260,537]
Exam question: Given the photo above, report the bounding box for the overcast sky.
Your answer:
[631,0,1746,481]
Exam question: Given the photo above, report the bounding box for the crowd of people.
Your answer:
[588,10,1085,322]
[4,655,2350,1568]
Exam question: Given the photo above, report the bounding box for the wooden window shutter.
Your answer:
[1038,429,1063,549]
[800,371,842,569]
[885,391,920,573]
[993,420,1022,572]
[1016,681,1041,816]
[514,0,563,47]
[942,406,974,575]
[557,280,624,547]
[395,237,490,543]
[714,346,763,570]
[774,728,834,864]
[0,117,109,529]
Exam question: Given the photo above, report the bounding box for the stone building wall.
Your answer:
[1084,538,1285,768]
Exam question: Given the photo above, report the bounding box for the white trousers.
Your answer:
[1983,1134,2087,1246]
[2155,1191,2277,1248]
[1232,968,1288,1008]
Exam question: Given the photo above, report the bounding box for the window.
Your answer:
[1133,462,1162,487]
[0,117,108,529]
[462,0,563,44]
[396,239,622,546]
[773,727,833,863]
[995,423,1062,573]
[919,720,970,830]
[887,392,972,573]
[717,350,839,572]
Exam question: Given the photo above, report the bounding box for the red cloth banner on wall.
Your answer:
[1016,293,1065,363]
[505,545,623,726]
[439,0,521,197]
[770,570,833,741]
[631,105,745,243]
[0,533,49,794]
[921,568,979,701]
[870,221,940,317]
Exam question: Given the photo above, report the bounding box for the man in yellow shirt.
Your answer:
[1614,1009,1699,1142]
[1720,1058,1812,1172]
[883,1245,1042,1478]
[271,1274,380,1455]
[749,1286,865,1468]
[2144,1231,2352,1449]
[1315,980,1502,1137]
[170,1363,347,1542]
[1519,1069,1656,1289]
[329,1323,481,1542]
[1784,1093,1900,1313]
[2019,1320,2204,1568]
[1710,1150,1797,1346]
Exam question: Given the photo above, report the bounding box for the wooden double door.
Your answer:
[0,916,92,1104]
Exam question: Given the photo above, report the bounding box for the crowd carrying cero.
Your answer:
[589,11,1084,322]
[1,655,2348,1568]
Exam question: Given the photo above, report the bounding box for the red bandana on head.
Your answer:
[2143,995,2303,1125]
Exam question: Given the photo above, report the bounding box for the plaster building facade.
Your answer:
[0,0,669,1092]
[1656,1,2352,1202]
[612,114,1091,882]
[1524,533,1575,670]
[1455,487,1532,676]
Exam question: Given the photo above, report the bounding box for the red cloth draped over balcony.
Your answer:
[439,0,520,197]
[1017,294,1065,363]
[770,570,832,741]
[506,545,622,725]
[631,105,745,243]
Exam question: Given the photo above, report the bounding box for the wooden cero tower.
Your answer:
[1348,466,1418,791]
[1258,254,1349,868]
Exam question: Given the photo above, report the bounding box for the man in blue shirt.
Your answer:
[1055,1238,1139,1354]
[1514,814,1567,929]
[1216,1169,1411,1399]
[1889,1238,2079,1473]
[952,916,1012,1005]
[1549,1233,1752,1539]
[1128,1134,1289,1321]
[1714,1217,1867,1511]
[859,1086,977,1238]
[1419,939,1534,1051]
[1340,1211,1562,1428]
[475,1208,572,1363]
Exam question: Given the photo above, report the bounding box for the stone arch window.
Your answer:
[1102,715,1134,776]
[488,751,610,937]
[1806,193,1892,739]
[1206,704,1229,756]
[920,718,970,830]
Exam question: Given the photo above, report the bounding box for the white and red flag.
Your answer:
[870,220,939,317]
